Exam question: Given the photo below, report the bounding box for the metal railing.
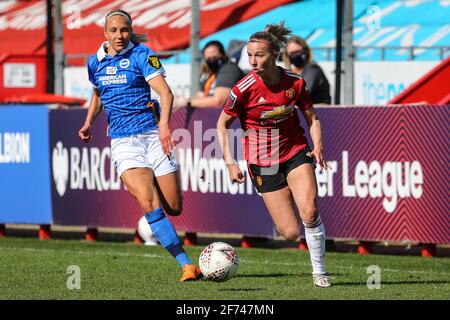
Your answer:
[314,46,450,61]
[65,46,450,66]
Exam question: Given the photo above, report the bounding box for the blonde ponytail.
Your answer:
[131,33,147,43]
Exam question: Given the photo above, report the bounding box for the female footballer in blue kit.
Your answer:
[78,9,201,282]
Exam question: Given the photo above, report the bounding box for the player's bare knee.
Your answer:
[138,198,156,213]
[301,206,318,225]
[279,227,300,241]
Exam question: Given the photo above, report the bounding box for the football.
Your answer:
[199,242,240,282]
[137,216,158,246]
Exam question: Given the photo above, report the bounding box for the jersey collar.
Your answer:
[96,41,135,61]
[252,67,286,89]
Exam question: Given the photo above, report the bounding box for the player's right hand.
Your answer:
[311,147,330,170]
[227,164,245,184]
[158,122,174,154]
[78,124,92,142]
[173,95,188,110]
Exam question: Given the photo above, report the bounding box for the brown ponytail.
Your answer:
[249,21,292,53]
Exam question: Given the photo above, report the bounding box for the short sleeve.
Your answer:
[87,56,97,88]
[136,45,166,81]
[296,78,313,110]
[223,86,244,118]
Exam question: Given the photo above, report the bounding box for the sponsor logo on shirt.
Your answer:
[119,59,130,68]
[106,66,117,75]
[99,74,127,85]
[258,97,266,103]
[260,105,295,119]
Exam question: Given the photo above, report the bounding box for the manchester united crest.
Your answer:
[256,176,263,187]
[148,55,161,69]
[285,88,295,99]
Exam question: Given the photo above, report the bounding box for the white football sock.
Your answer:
[303,215,327,275]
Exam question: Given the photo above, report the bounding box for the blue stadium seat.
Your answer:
[162,0,449,63]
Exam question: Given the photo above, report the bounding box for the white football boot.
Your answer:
[313,274,331,288]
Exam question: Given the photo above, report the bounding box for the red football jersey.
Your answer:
[223,67,313,166]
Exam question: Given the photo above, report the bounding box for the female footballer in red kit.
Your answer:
[217,22,331,288]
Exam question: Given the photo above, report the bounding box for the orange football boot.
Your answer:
[179,264,202,282]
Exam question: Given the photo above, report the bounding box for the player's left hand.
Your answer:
[311,147,331,170]
[159,122,174,154]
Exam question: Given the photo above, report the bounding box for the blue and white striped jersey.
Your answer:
[87,41,166,138]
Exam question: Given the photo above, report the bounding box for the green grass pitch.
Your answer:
[0,237,448,300]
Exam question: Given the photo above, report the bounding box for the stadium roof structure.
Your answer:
[1,0,448,64]
[0,0,294,61]
[165,0,450,63]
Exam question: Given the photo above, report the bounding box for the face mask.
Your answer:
[289,51,308,68]
[205,58,224,73]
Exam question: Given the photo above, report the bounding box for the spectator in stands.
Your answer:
[217,22,331,288]
[283,36,331,104]
[174,40,244,108]
[78,9,201,282]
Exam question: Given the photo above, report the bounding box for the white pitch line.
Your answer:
[243,259,447,276]
[0,246,167,259]
[0,246,446,276]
